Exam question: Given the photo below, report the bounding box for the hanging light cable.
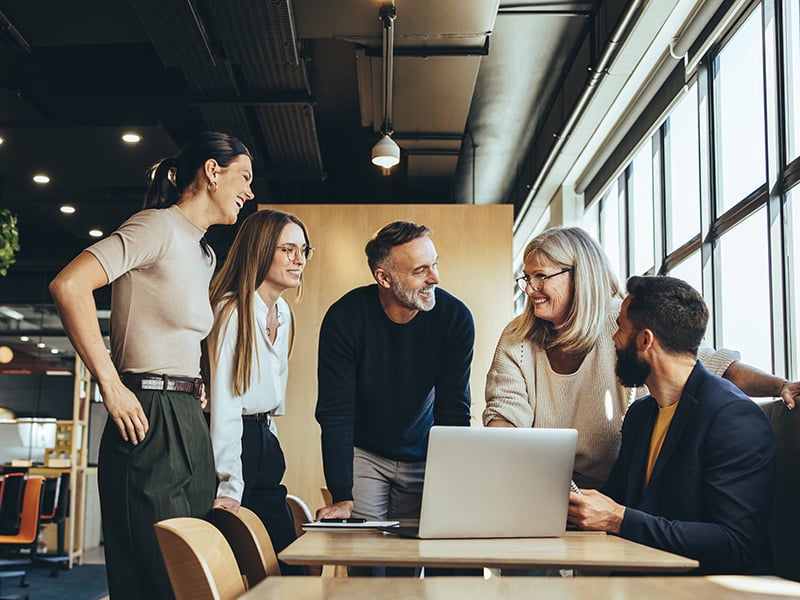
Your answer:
[371,4,400,170]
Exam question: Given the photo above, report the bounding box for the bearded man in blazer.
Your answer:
[568,275,776,575]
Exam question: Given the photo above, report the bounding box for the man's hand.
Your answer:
[315,500,354,520]
[101,379,148,444]
[213,496,241,512]
[567,489,625,534]
[779,380,798,410]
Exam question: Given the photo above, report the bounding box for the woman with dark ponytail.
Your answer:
[49,131,254,599]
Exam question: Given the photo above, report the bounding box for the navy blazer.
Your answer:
[602,361,776,574]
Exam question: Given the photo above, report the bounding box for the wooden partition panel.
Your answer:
[264,204,514,510]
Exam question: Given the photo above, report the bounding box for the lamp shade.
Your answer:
[371,134,400,169]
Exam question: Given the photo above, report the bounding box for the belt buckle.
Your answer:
[192,378,203,400]
[140,378,163,391]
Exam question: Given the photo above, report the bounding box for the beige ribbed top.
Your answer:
[87,205,216,378]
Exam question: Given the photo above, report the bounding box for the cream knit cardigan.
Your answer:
[483,298,739,489]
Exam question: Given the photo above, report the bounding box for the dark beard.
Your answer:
[615,337,651,387]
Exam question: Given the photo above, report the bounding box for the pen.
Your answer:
[570,480,582,495]
[319,517,368,523]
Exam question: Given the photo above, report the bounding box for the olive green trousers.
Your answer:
[98,388,215,600]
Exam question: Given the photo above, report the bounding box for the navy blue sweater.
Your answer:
[315,285,474,503]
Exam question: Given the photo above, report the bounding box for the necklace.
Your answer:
[266,311,284,338]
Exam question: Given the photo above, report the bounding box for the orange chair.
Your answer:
[0,476,45,598]
[0,477,45,551]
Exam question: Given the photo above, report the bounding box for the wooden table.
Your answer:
[241,575,800,599]
[278,530,699,573]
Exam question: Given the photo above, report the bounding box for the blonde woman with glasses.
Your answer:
[484,226,799,491]
[206,209,312,575]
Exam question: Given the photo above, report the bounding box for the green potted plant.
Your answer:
[0,208,20,276]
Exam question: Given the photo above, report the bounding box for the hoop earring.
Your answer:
[207,180,218,194]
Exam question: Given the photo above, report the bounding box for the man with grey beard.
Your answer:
[315,221,474,574]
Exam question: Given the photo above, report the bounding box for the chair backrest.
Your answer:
[0,475,44,546]
[285,494,322,576]
[212,506,280,588]
[154,517,246,600]
[40,476,60,521]
[758,399,800,581]
[0,473,25,535]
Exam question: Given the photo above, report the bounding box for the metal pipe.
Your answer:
[379,4,397,135]
[514,0,644,231]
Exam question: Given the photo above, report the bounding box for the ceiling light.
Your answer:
[20,336,29,342]
[0,137,4,145]
[122,132,142,143]
[371,4,400,172]
[0,346,13,364]
[60,205,76,214]
[33,174,50,184]
[371,134,401,168]
[50,348,59,354]
[89,229,103,238]
[37,342,46,349]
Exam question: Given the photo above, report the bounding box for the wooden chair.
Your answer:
[153,517,246,600]
[285,494,323,576]
[758,399,800,581]
[212,506,280,589]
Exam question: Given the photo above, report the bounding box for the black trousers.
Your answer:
[98,388,216,600]
[239,418,302,575]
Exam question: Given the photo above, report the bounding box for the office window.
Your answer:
[713,7,767,212]
[718,208,772,371]
[786,0,800,162]
[665,85,701,252]
[584,200,600,242]
[668,252,702,298]
[600,178,624,282]
[630,142,656,275]
[789,187,800,376]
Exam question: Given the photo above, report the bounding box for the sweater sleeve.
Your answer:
[315,303,358,503]
[483,326,535,427]
[433,303,474,426]
[698,344,740,377]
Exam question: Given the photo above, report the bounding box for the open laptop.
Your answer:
[382,426,577,539]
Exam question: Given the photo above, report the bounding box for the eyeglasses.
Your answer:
[516,267,573,293]
[278,244,314,261]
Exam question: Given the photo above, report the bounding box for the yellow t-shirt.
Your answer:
[644,401,679,487]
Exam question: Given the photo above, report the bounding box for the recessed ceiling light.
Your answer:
[50,348,59,354]
[89,229,104,238]
[37,342,46,348]
[20,336,29,342]
[0,137,4,145]
[60,205,76,214]
[33,174,50,184]
[122,133,142,143]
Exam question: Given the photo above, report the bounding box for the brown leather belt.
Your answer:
[121,373,203,399]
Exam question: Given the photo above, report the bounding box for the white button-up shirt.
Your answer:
[209,292,291,502]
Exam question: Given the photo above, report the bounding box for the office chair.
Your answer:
[154,517,246,600]
[212,506,280,589]
[0,476,45,600]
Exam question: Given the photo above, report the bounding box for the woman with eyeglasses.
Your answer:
[484,226,799,490]
[206,209,312,574]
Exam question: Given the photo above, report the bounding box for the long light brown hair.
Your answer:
[206,209,310,397]
[507,227,622,355]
